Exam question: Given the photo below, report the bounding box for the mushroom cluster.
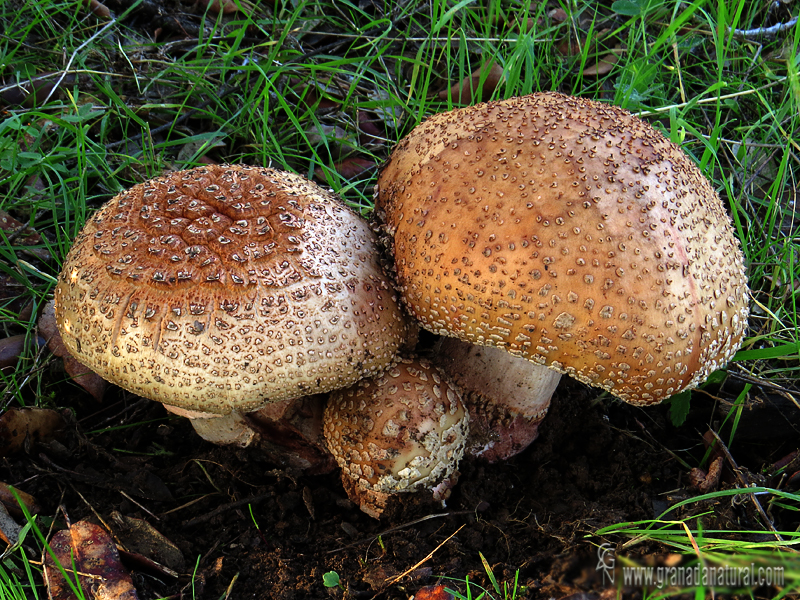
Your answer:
[52,92,751,518]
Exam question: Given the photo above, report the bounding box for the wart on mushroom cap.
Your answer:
[374,93,750,405]
[55,165,413,414]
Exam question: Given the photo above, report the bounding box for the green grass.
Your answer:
[594,487,800,597]
[443,552,526,600]
[0,546,40,600]
[1,0,800,596]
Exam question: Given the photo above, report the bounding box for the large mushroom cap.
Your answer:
[375,92,749,405]
[55,164,412,414]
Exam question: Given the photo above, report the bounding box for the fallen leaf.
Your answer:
[771,449,800,471]
[117,549,179,582]
[44,520,139,600]
[0,503,23,546]
[39,300,108,402]
[84,0,111,19]
[0,407,66,457]
[0,209,52,262]
[289,79,342,111]
[438,61,504,105]
[306,123,354,158]
[176,138,225,164]
[556,34,583,57]
[110,512,185,572]
[315,156,375,183]
[583,48,625,76]
[414,585,455,600]
[0,275,27,313]
[245,395,337,475]
[0,73,75,108]
[198,0,243,14]
[357,110,384,144]
[0,482,41,517]
[556,27,614,59]
[0,335,31,373]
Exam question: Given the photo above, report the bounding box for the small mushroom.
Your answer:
[323,356,469,518]
[433,337,560,462]
[374,92,749,406]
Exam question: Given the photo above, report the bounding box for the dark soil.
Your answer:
[4,373,797,599]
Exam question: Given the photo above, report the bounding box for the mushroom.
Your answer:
[323,355,469,518]
[374,92,749,406]
[54,165,414,424]
[432,337,560,462]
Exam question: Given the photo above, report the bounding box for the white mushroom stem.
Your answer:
[163,404,256,447]
[433,338,561,462]
[163,397,337,474]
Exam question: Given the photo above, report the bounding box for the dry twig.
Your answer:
[730,17,798,42]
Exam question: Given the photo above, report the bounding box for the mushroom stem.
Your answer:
[433,338,560,462]
[164,397,337,474]
[178,409,257,448]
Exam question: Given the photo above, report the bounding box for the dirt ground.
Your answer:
[4,369,797,599]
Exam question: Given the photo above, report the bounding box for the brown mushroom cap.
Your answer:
[323,356,469,517]
[374,93,749,405]
[55,165,412,414]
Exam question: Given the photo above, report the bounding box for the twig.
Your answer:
[71,486,128,551]
[42,18,122,106]
[326,510,475,554]
[727,370,800,399]
[386,524,465,586]
[635,77,787,117]
[0,70,113,97]
[119,490,160,521]
[709,431,784,542]
[730,17,799,42]
[181,493,272,527]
